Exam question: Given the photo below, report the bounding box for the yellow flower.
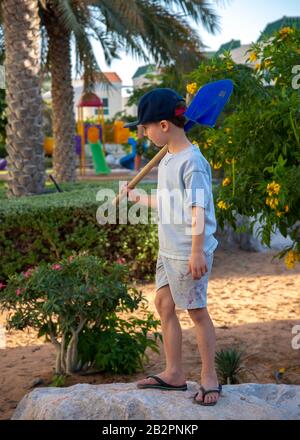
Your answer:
[266,197,279,210]
[192,140,199,147]
[284,205,289,213]
[225,158,236,165]
[204,143,209,149]
[186,82,198,95]
[285,250,297,269]
[255,63,261,71]
[222,177,232,187]
[212,162,222,170]
[218,200,229,210]
[228,140,233,144]
[279,27,294,38]
[225,128,232,134]
[207,138,213,146]
[264,59,273,69]
[275,211,283,217]
[278,368,286,374]
[267,181,281,196]
[226,63,234,70]
[249,52,257,63]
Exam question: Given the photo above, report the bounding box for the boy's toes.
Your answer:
[137,377,155,386]
[194,390,204,402]
[204,392,218,404]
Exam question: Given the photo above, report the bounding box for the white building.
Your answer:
[43,72,123,120]
[73,72,123,120]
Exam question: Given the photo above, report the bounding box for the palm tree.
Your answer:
[1,0,45,197]
[40,0,222,182]
[42,4,77,182]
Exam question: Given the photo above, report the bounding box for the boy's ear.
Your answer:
[160,120,170,132]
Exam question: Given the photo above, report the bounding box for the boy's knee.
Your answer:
[187,307,208,323]
[155,293,175,316]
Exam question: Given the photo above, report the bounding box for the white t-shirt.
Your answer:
[156,144,218,260]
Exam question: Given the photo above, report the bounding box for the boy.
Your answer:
[122,88,222,406]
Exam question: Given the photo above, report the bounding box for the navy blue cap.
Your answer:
[124,88,186,128]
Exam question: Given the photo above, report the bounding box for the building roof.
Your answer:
[258,16,300,41]
[132,64,155,79]
[81,72,122,83]
[216,40,241,56]
[102,72,122,83]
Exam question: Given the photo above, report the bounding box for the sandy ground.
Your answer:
[0,248,299,420]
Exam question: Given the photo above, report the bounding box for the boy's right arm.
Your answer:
[120,183,157,209]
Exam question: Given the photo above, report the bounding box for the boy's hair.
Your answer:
[166,101,187,128]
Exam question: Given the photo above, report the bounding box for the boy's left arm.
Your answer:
[183,166,210,279]
[189,206,208,280]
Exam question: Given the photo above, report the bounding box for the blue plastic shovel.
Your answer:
[184,79,234,132]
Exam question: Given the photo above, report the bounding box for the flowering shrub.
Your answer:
[0,253,161,375]
[186,28,300,267]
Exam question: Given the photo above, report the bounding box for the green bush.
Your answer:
[0,181,159,282]
[215,347,258,385]
[0,253,162,375]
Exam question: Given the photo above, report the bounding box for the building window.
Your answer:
[94,98,109,117]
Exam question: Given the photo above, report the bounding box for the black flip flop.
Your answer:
[137,374,187,391]
[193,384,222,406]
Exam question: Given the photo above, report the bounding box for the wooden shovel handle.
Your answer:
[112,144,168,207]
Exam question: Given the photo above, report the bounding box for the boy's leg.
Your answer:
[137,284,187,387]
[187,307,220,404]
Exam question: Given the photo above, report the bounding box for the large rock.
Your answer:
[11,382,300,420]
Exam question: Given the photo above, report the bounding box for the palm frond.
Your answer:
[161,0,221,33]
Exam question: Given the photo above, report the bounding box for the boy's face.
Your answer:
[141,121,170,147]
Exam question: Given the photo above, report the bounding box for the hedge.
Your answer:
[0,181,159,282]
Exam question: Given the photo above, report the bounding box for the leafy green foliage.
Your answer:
[0,253,161,375]
[215,347,258,385]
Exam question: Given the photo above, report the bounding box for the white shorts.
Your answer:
[155,251,214,310]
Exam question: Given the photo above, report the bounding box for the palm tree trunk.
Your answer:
[2,0,45,197]
[45,14,76,182]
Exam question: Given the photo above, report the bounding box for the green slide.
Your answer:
[88,141,111,174]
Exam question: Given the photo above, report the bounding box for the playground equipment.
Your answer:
[77,92,111,176]
[43,137,54,156]
[0,158,7,170]
[119,137,148,170]
[87,126,111,174]
[114,120,130,144]
[42,89,136,174]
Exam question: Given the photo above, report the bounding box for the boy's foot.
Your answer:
[137,370,186,388]
[194,372,221,405]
